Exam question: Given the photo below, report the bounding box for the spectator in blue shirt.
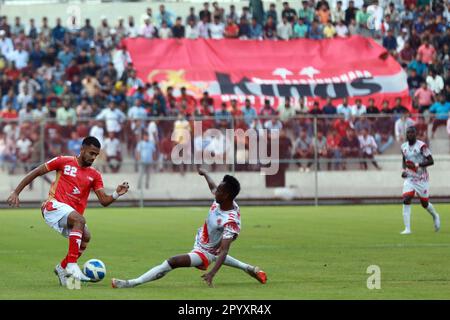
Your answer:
[29,42,45,69]
[238,17,251,39]
[413,16,426,35]
[156,4,175,28]
[264,3,278,25]
[383,30,397,52]
[430,94,450,138]
[135,133,157,189]
[249,18,263,39]
[1,89,19,111]
[57,45,74,68]
[67,132,83,156]
[308,21,323,40]
[75,31,92,54]
[51,18,66,44]
[322,98,337,115]
[215,102,233,129]
[242,98,257,128]
[408,57,428,77]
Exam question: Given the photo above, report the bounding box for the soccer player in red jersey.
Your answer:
[7,136,129,286]
[112,168,266,288]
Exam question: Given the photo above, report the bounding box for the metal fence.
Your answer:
[1,113,449,205]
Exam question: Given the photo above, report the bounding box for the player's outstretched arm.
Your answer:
[94,182,129,207]
[7,164,49,207]
[201,238,233,287]
[198,168,217,195]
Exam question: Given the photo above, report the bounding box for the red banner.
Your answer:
[122,36,411,111]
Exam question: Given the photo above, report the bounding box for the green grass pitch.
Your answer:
[1,204,449,299]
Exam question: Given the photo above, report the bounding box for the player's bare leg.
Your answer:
[224,255,267,284]
[420,198,440,232]
[401,195,413,234]
[112,254,190,288]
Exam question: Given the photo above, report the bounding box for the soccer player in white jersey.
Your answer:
[112,168,267,288]
[400,126,440,235]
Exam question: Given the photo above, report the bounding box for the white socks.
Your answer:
[403,203,440,232]
[403,204,411,232]
[129,260,173,286]
[426,203,438,219]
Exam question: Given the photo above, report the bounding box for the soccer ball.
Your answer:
[83,259,106,282]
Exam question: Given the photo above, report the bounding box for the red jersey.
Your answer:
[45,156,104,214]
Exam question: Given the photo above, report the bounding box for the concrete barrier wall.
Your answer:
[2,159,449,203]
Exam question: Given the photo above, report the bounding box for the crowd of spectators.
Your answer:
[0,0,449,175]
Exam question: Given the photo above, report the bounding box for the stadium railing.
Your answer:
[1,114,449,206]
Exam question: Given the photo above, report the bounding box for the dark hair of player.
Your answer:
[406,126,417,133]
[222,175,240,200]
[82,136,101,149]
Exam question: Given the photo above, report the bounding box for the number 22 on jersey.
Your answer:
[63,165,77,177]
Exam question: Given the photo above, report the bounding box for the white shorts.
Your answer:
[41,199,75,238]
[403,179,430,200]
[189,247,217,270]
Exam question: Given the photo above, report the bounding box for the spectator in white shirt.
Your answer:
[89,120,105,147]
[395,113,415,142]
[351,98,367,117]
[367,0,384,31]
[335,20,349,37]
[140,18,157,38]
[103,131,122,173]
[17,86,33,110]
[16,133,33,171]
[18,102,34,124]
[358,128,380,170]
[332,1,346,22]
[126,16,139,38]
[0,30,14,59]
[209,15,225,39]
[18,75,41,96]
[426,69,444,95]
[158,21,173,39]
[96,101,127,134]
[186,20,200,39]
[197,16,210,39]
[147,119,159,144]
[32,102,48,121]
[276,17,293,40]
[337,98,352,120]
[8,43,29,69]
[263,118,283,133]
[396,28,408,53]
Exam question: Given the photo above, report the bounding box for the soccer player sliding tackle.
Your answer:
[7,137,129,288]
[112,168,266,288]
[400,126,440,235]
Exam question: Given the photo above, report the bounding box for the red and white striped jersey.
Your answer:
[401,140,431,182]
[193,201,241,255]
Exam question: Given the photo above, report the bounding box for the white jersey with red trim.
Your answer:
[193,201,241,256]
[401,140,431,182]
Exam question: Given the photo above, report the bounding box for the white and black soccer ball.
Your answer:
[83,259,106,282]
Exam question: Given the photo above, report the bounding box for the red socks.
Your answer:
[61,230,83,268]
